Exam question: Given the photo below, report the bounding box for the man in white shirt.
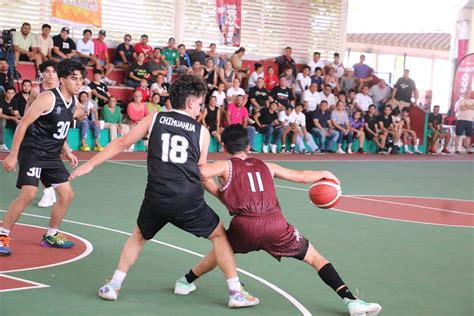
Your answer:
[319,84,336,110]
[454,92,474,153]
[226,77,247,104]
[278,105,297,153]
[308,52,326,76]
[247,63,264,90]
[292,103,321,154]
[329,52,345,78]
[354,86,373,112]
[76,29,97,67]
[35,24,54,62]
[303,82,321,112]
[295,66,312,102]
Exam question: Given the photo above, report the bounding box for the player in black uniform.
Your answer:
[69,75,258,308]
[0,59,86,256]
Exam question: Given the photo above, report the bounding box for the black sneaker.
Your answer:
[280,146,287,153]
[248,148,258,154]
[289,147,295,153]
[358,148,366,154]
[313,149,324,155]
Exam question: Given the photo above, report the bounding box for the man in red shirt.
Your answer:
[174,124,382,316]
[92,30,115,85]
[133,34,152,61]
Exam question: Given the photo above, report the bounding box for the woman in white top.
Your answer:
[226,77,247,104]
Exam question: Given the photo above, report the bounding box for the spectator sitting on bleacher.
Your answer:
[353,55,374,91]
[278,105,297,153]
[187,40,206,66]
[162,37,178,83]
[293,103,321,154]
[264,66,278,92]
[133,34,152,60]
[401,107,422,154]
[341,67,356,93]
[35,24,53,62]
[295,66,311,102]
[331,100,353,154]
[271,46,297,76]
[329,52,345,78]
[390,107,404,146]
[136,79,151,102]
[345,89,357,114]
[390,69,418,109]
[206,43,220,68]
[0,85,20,130]
[420,94,432,112]
[364,104,387,154]
[219,60,235,90]
[254,100,282,154]
[226,77,246,104]
[176,44,191,75]
[311,100,338,153]
[127,52,149,88]
[102,96,130,143]
[354,85,373,112]
[369,79,391,113]
[270,75,295,111]
[310,67,324,92]
[283,67,297,95]
[89,69,111,108]
[190,61,204,79]
[113,34,134,74]
[212,82,226,108]
[454,92,474,154]
[303,82,321,113]
[349,110,366,154]
[92,30,115,85]
[319,84,336,110]
[248,77,269,113]
[146,93,163,114]
[230,47,249,82]
[13,22,43,81]
[150,74,170,106]
[227,94,257,152]
[427,105,451,154]
[0,58,12,93]
[202,95,222,144]
[323,68,340,94]
[52,27,79,63]
[27,60,58,109]
[77,91,103,152]
[76,29,97,68]
[203,58,218,91]
[247,63,264,90]
[11,79,31,116]
[126,91,149,127]
[308,51,326,76]
[378,104,401,153]
[147,47,168,83]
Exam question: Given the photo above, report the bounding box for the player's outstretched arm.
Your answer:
[266,162,340,184]
[3,92,54,172]
[199,160,228,179]
[69,113,156,180]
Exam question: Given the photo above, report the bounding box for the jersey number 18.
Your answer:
[161,133,189,164]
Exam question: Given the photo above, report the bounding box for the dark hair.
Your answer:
[334,52,340,57]
[320,100,328,106]
[348,88,356,94]
[78,91,89,99]
[0,57,7,62]
[433,105,440,109]
[254,63,263,70]
[83,29,92,35]
[353,110,363,118]
[93,69,103,75]
[221,124,248,154]
[169,75,207,110]
[368,104,376,109]
[141,34,148,38]
[4,85,15,93]
[154,47,162,53]
[391,107,400,116]
[315,67,322,73]
[178,44,185,49]
[22,22,31,28]
[22,79,32,85]
[124,34,132,39]
[56,59,86,79]
[313,52,321,56]
[234,47,245,54]
[285,46,292,50]
[39,60,56,73]
[384,104,392,110]
[303,65,310,71]
[402,107,410,113]
[151,92,160,99]
[338,90,346,96]
[108,95,117,102]
[42,24,51,29]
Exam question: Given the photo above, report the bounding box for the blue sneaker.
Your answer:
[40,233,74,248]
[0,235,12,256]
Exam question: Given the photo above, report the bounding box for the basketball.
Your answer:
[309,179,342,209]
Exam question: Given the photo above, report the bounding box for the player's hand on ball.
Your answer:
[322,171,340,184]
[2,154,17,172]
[69,163,93,180]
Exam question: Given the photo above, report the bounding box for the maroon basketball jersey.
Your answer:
[220,157,282,216]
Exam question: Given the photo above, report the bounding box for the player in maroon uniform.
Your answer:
[174,124,382,316]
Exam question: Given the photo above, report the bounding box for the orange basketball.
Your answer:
[309,179,342,209]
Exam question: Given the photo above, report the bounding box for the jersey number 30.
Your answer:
[53,121,70,140]
[161,133,189,163]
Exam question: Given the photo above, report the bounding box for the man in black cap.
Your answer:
[51,27,79,62]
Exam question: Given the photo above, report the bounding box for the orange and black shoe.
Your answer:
[0,235,12,256]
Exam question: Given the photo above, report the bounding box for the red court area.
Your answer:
[335,196,474,227]
[0,224,90,292]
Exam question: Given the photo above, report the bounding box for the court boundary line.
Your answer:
[0,274,49,293]
[0,210,312,316]
[104,159,472,163]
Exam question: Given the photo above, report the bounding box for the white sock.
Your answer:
[0,227,10,236]
[414,145,419,151]
[226,277,241,292]
[46,227,58,236]
[110,270,127,288]
[404,145,409,151]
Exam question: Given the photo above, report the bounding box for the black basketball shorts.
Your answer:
[16,150,69,189]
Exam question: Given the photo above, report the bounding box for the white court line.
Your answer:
[0,274,50,293]
[347,196,474,216]
[105,158,473,163]
[0,210,312,316]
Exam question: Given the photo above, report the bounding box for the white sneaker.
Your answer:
[347,148,353,154]
[344,298,382,316]
[414,148,423,154]
[262,144,269,153]
[404,146,414,154]
[228,289,259,308]
[174,277,196,295]
[336,148,346,154]
[0,144,10,152]
[270,144,277,154]
[38,188,55,208]
[98,282,120,301]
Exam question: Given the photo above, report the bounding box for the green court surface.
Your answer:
[1,160,473,316]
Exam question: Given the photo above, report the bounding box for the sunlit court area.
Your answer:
[0,1,473,315]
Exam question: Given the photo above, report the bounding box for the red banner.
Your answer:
[451,53,474,112]
[216,0,241,47]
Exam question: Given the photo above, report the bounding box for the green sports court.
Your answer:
[1,155,473,316]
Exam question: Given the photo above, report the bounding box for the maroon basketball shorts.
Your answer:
[226,213,309,261]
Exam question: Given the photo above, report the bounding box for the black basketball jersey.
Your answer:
[20,88,76,158]
[146,110,204,212]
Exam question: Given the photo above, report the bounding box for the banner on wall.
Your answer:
[216,0,241,47]
[52,0,102,27]
[450,53,474,113]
